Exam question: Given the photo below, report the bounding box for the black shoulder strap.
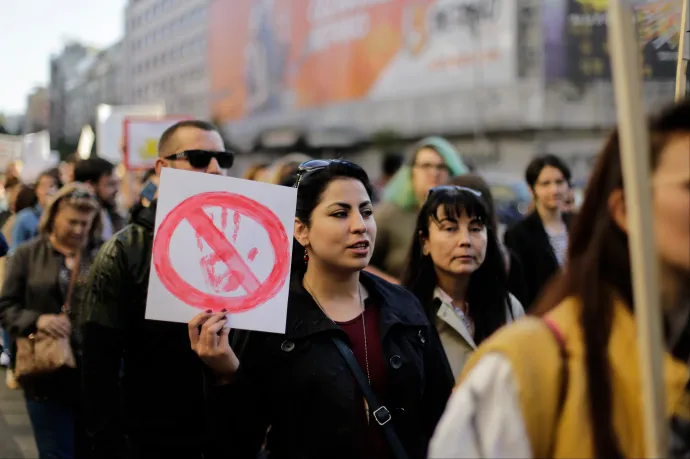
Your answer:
[543,318,569,457]
[331,336,409,459]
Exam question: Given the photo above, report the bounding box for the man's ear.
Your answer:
[294,217,309,247]
[155,158,165,177]
[608,188,628,233]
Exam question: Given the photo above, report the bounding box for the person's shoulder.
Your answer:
[363,271,427,323]
[14,207,35,224]
[506,293,525,320]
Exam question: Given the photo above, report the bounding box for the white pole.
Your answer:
[675,0,689,101]
[607,1,667,457]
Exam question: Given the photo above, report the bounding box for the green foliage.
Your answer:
[371,128,402,151]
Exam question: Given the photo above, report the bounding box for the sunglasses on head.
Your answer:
[293,159,356,188]
[66,189,97,201]
[164,150,235,169]
[425,185,482,201]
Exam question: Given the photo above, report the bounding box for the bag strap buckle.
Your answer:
[373,406,392,426]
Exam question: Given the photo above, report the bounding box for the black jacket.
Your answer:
[210,270,454,459]
[80,201,211,459]
[0,237,94,402]
[503,211,573,310]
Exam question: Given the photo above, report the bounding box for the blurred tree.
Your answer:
[55,136,79,162]
[0,114,7,134]
[371,128,402,151]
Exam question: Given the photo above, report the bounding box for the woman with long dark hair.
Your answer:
[189,160,453,459]
[429,101,690,458]
[402,185,523,378]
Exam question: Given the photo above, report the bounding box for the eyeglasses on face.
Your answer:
[164,150,235,169]
[414,162,450,173]
[425,185,482,201]
[293,159,357,188]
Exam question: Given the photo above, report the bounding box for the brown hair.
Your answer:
[534,100,690,458]
[243,162,270,181]
[39,182,102,248]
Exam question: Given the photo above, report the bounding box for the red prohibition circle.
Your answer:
[152,192,290,313]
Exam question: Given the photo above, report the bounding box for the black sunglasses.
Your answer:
[425,185,482,201]
[164,150,235,169]
[293,159,356,188]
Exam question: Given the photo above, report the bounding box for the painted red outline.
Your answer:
[153,192,290,313]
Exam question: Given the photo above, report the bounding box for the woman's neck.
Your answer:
[303,261,360,304]
[436,270,470,310]
[49,234,78,257]
[536,202,563,227]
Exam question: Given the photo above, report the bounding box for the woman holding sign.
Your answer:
[428,101,690,458]
[189,160,454,459]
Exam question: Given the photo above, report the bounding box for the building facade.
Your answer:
[23,87,50,134]
[63,42,124,140]
[123,0,210,117]
[49,43,100,142]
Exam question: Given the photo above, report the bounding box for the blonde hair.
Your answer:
[38,182,102,247]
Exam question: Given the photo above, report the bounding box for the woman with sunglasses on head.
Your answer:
[429,101,690,458]
[189,160,454,459]
[402,185,524,379]
[0,183,102,459]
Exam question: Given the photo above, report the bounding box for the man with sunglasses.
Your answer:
[80,120,234,459]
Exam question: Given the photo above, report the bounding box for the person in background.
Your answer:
[0,176,22,229]
[60,154,78,186]
[0,183,102,459]
[189,159,453,458]
[429,100,690,459]
[374,152,404,201]
[503,155,573,310]
[0,184,38,388]
[80,120,235,459]
[266,152,313,185]
[369,137,468,283]
[402,185,523,379]
[11,170,58,249]
[74,157,124,240]
[447,174,529,307]
[4,162,20,182]
[242,161,270,181]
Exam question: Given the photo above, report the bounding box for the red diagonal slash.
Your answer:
[186,207,261,294]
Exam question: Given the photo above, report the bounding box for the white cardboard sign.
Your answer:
[96,104,166,164]
[123,117,190,171]
[145,168,297,334]
[0,134,23,171]
[77,125,95,159]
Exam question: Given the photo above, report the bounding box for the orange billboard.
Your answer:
[209,0,517,122]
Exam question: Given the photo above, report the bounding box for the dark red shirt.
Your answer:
[336,299,390,459]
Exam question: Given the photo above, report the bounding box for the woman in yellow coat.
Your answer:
[429,100,690,458]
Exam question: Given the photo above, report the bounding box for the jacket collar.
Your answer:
[284,270,428,340]
[131,199,157,231]
[434,287,477,349]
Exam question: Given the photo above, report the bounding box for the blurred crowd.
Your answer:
[0,100,686,459]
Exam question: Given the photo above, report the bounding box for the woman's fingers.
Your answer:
[188,311,213,349]
[203,318,228,351]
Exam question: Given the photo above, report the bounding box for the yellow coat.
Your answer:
[456,297,689,458]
